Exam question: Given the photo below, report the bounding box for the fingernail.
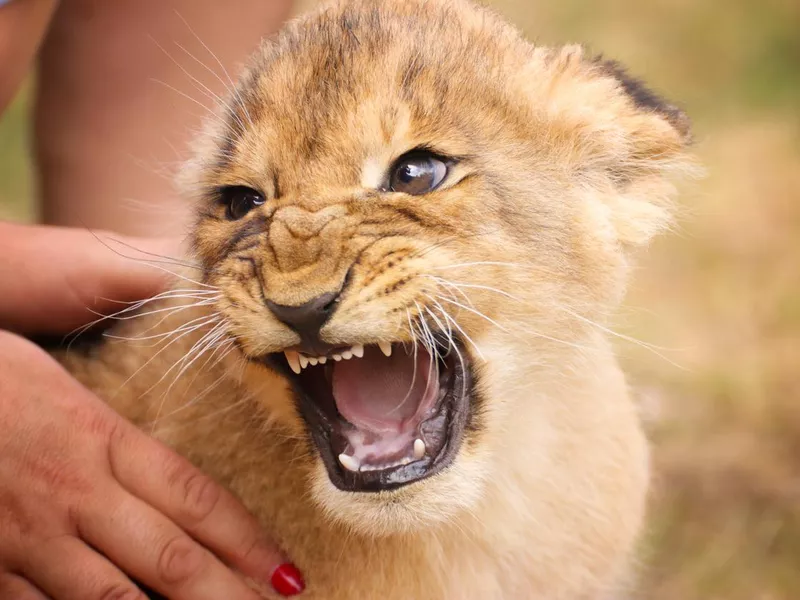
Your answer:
[271,563,305,596]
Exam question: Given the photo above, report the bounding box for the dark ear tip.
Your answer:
[592,55,693,143]
[666,106,693,143]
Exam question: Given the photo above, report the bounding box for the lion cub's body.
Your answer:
[62,0,694,597]
[67,307,646,599]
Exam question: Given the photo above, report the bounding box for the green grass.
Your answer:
[0,84,33,221]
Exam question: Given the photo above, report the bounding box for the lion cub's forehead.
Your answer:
[213,0,529,191]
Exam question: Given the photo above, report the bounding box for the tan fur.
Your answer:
[60,1,697,597]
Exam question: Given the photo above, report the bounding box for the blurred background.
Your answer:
[1,0,798,598]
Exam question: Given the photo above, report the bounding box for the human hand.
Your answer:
[0,223,304,598]
[0,222,180,337]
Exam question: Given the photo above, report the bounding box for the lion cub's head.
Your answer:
[184,0,693,535]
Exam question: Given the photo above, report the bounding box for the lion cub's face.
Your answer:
[185,0,691,534]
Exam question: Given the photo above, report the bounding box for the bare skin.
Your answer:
[0,223,176,337]
[0,0,55,113]
[0,0,299,597]
[0,335,282,600]
[35,0,294,236]
[0,224,299,599]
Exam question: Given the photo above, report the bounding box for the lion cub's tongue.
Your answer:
[332,346,437,432]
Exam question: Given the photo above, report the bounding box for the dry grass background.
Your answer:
[1,0,798,598]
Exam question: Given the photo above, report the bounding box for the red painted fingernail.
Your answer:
[271,563,305,596]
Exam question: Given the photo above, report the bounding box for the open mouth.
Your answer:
[265,338,472,492]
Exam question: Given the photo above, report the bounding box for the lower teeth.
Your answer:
[337,437,427,473]
[413,438,426,459]
[359,457,412,472]
[338,453,360,472]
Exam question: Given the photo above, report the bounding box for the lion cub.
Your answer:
[63,0,695,597]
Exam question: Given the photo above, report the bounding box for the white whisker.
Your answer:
[428,276,523,303]
[103,308,219,344]
[110,314,221,400]
[559,306,687,370]
[102,297,218,323]
[426,276,475,308]
[432,261,525,270]
[67,293,219,349]
[431,273,676,363]
[415,302,440,408]
[424,306,452,353]
[99,235,211,276]
[149,319,228,427]
[424,293,486,361]
[98,288,219,307]
[387,309,422,417]
[153,339,236,424]
[172,9,254,128]
[441,292,592,351]
[150,77,228,128]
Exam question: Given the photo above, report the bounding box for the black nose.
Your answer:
[265,291,340,341]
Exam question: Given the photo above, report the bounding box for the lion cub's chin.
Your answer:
[309,454,488,536]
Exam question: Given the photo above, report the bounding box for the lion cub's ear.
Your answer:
[591,57,692,144]
[530,45,699,247]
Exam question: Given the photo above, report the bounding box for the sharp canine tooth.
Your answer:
[285,351,301,375]
[414,438,426,459]
[341,350,353,360]
[338,453,360,472]
[352,344,364,358]
[299,354,309,369]
[379,342,392,357]
[308,356,318,366]
[318,356,327,364]
[332,354,342,361]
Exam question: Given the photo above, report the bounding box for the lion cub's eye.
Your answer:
[220,186,265,220]
[389,151,449,195]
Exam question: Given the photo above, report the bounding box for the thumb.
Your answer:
[0,222,185,336]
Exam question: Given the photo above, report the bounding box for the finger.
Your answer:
[0,573,51,600]
[19,536,145,600]
[77,485,264,600]
[0,222,181,336]
[108,425,299,591]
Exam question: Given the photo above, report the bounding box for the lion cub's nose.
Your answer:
[266,291,340,339]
